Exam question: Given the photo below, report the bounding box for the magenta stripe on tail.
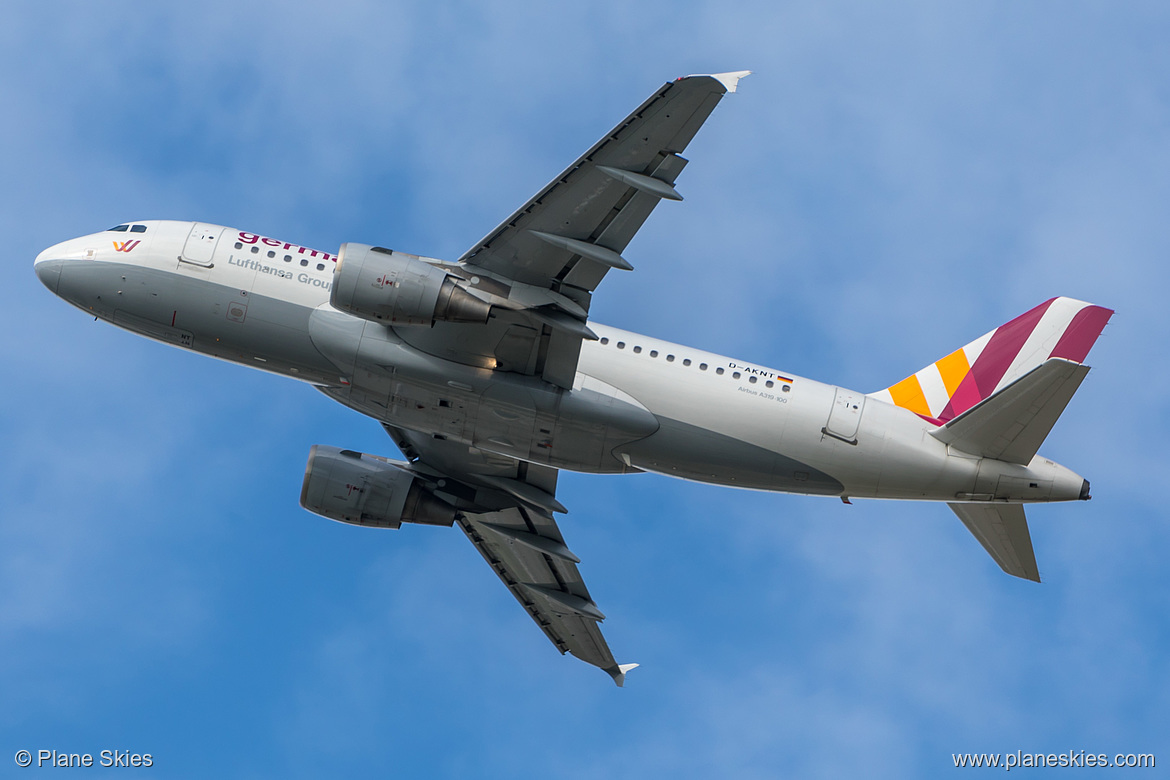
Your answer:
[938,299,1055,422]
[1049,305,1114,362]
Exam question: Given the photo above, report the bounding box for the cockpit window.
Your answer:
[108,225,129,232]
[130,224,147,233]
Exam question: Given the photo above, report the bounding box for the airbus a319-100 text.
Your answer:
[35,72,1112,685]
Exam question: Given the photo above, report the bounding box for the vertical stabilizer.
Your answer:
[870,298,1112,424]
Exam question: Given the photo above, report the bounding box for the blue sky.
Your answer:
[3,2,1168,777]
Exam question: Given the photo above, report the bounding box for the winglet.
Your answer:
[607,662,640,687]
[688,70,752,93]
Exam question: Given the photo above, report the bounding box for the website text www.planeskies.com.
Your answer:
[952,750,1154,770]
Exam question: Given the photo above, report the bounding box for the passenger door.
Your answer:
[180,223,222,270]
[823,387,865,444]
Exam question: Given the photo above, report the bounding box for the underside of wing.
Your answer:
[949,502,1041,582]
[460,71,749,294]
[383,425,635,685]
[458,507,629,680]
[395,72,748,389]
[932,358,1091,465]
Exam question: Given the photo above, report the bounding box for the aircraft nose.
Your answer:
[34,246,66,294]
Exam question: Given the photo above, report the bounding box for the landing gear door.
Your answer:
[823,388,865,444]
[181,223,223,268]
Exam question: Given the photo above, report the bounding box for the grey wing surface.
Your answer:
[384,425,637,685]
[949,502,1041,582]
[397,71,748,389]
[460,71,750,295]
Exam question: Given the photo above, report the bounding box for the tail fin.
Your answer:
[870,297,1113,424]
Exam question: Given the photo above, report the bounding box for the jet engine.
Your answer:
[331,243,491,326]
[300,445,458,529]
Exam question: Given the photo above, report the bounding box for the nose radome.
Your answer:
[35,236,100,295]
[34,247,65,294]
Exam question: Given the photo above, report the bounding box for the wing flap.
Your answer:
[949,502,1041,582]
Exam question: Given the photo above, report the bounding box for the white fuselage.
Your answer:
[34,220,1087,504]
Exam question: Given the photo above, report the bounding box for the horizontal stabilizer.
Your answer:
[931,358,1089,464]
[949,502,1040,582]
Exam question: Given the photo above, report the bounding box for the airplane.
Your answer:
[34,71,1112,686]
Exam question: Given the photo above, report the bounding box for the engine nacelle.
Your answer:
[331,243,491,326]
[300,445,458,529]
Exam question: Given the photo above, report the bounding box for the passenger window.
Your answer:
[267,250,275,258]
[130,225,147,233]
[733,372,741,379]
[300,259,308,266]
[716,367,724,375]
[600,337,609,345]
[617,342,625,349]
[234,242,243,249]
[284,255,292,262]
[667,355,676,363]
[766,380,774,388]
[317,263,325,271]
[749,375,757,384]
[250,246,259,254]
[649,350,658,358]
[782,385,791,392]
[700,363,708,370]
[633,346,642,354]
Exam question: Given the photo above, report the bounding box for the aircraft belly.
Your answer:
[55,261,340,384]
[617,415,843,493]
[305,316,657,473]
[581,344,835,492]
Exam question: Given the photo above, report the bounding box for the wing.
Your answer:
[384,424,638,686]
[460,70,750,292]
[397,71,749,389]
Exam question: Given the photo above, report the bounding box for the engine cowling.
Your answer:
[331,243,491,326]
[300,445,457,529]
